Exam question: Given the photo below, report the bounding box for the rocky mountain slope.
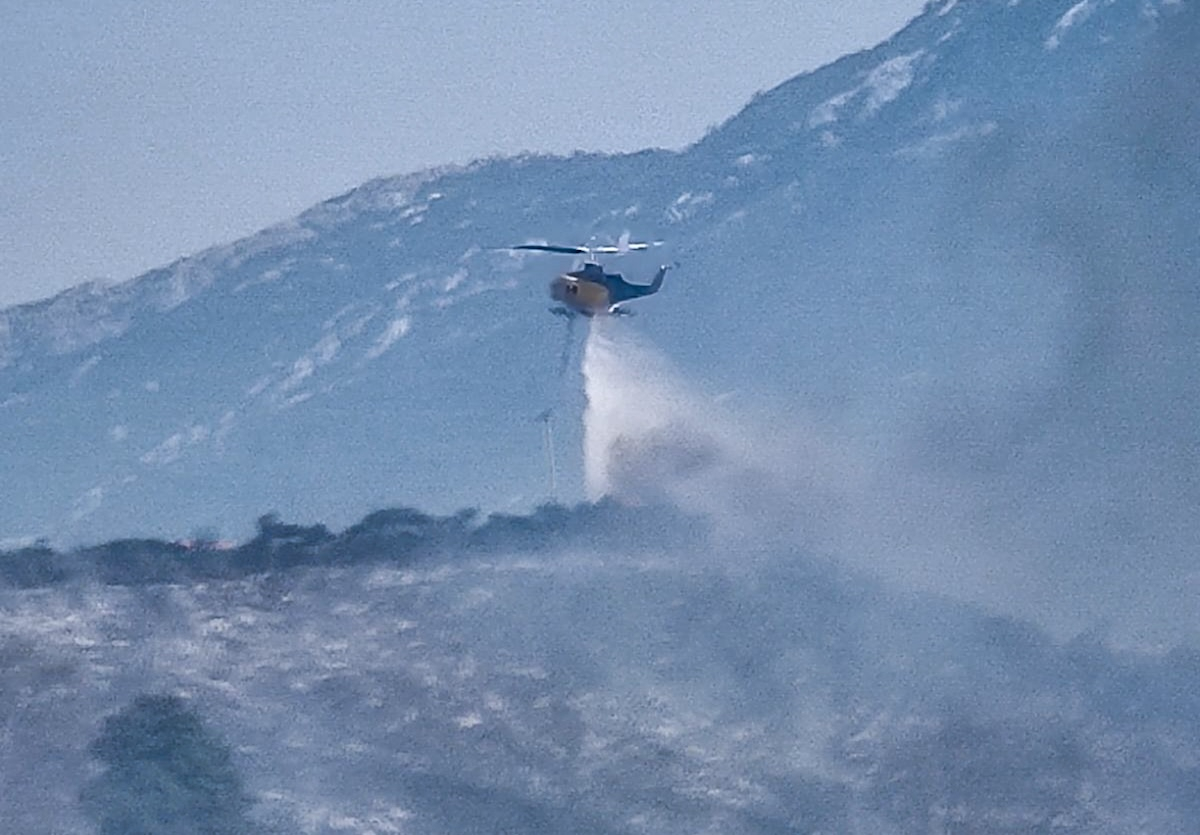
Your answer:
[4,2,1200,832]
[3,0,1192,559]
[5,514,1200,833]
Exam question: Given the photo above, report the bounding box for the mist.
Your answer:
[6,313,1200,829]
[885,8,1200,645]
[6,467,1200,832]
[622,5,1200,646]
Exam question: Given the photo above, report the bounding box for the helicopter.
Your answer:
[505,235,672,317]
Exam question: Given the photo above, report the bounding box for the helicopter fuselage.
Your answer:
[548,263,669,317]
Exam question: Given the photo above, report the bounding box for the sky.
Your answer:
[0,0,926,309]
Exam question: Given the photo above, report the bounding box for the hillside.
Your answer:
[3,1,1200,831]
[3,0,1196,640]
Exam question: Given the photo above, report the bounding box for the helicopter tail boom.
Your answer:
[647,264,670,294]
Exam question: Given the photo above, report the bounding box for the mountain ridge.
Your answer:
[6,4,1200,831]
[2,0,1195,646]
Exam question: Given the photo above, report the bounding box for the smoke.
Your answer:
[579,8,1200,646]
[582,320,868,554]
[582,317,1017,615]
[892,6,1200,644]
[580,235,1198,646]
[8,296,1200,832]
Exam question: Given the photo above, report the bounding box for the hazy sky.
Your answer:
[0,1,925,308]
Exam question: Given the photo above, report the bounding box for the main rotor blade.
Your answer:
[503,240,664,256]
[509,244,590,255]
[591,241,662,253]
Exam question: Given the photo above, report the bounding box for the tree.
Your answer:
[81,694,254,835]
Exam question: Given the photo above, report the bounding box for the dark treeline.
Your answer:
[81,693,257,835]
[0,499,704,589]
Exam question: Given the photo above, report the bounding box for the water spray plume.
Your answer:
[582,321,710,502]
[581,320,863,552]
